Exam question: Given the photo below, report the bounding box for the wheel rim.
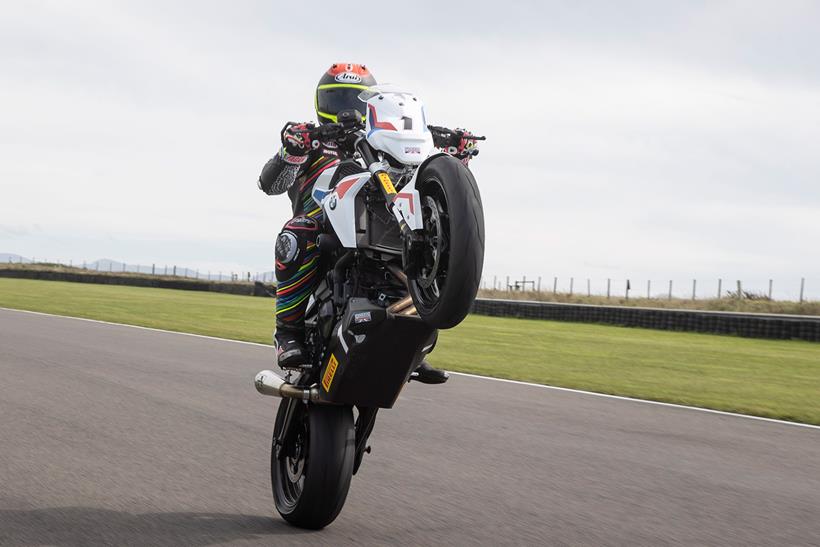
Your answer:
[276,411,308,509]
[414,179,450,308]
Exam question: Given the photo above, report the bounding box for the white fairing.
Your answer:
[320,172,371,247]
[309,86,436,249]
[362,87,434,165]
[316,168,424,248]
[391,178,423,230]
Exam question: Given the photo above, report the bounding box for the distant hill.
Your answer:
[0,253,31,264]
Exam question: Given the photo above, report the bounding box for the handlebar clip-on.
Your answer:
[311,108,364,148]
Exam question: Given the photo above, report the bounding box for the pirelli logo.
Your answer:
[322,354,339,392]
[377,172,396,195]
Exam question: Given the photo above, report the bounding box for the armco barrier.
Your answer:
[470,298,820,342]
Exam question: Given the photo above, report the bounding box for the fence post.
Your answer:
[717,278,722,299]
[569,277,574,296]
[692,279,697,300]
[768,279,773,300]
[606,278,611,299]
[736,280,742,299]
[668,280,672,300]
[800,278,805,303]
[553,277,557,294]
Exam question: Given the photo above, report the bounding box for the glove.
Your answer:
[430,126,480,165]
[280,122,314,165]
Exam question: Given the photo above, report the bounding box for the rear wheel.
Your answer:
[271,400,354,529]
[409,155,485,329]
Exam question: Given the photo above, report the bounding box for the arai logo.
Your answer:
[335,72,362,84]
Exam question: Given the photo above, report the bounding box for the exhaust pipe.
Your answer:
[254,370,324,402]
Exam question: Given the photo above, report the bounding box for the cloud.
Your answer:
[1,0,818,298]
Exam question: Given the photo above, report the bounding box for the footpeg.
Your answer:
[410,362,449,384]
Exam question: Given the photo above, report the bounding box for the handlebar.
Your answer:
[427,125,486,142]
[286,121,486,151]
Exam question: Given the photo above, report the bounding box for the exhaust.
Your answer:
[254,370,324,402]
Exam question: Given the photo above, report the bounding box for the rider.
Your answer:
[258,63,477,382]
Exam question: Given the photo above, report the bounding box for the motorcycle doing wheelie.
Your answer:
[254,86,485,529]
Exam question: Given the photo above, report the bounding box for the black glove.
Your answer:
[429,125,481,164]
[280,122,314,164]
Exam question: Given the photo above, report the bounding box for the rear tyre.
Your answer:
[409,155,485,329]
[271,400,354,529]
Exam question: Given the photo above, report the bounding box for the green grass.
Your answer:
[2,278,819,425]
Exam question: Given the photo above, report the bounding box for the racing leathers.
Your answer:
[258,129,341,366]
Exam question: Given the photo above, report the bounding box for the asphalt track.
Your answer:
[1,309,818,546]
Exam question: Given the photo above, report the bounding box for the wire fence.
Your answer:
[3,255,815,303]
[2,256,276,284]
[481,275,814,303]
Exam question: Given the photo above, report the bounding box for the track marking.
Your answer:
[446,372,820,430]
[2,306,818,431]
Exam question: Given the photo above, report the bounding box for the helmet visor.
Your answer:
[316,85,367,120]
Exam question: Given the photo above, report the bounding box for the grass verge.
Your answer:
[2,278,819,425]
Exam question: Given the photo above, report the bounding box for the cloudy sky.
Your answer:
[1,0,818,298]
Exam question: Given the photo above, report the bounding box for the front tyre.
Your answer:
[271,400,354,529]
[409,155,485,329]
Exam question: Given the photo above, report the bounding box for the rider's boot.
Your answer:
[411,360,449,384]
[274,327,307,369]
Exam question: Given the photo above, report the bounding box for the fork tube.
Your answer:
[355,138,412,237]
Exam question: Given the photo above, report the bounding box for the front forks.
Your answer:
[353,406,378,475]
[275,399,377,476]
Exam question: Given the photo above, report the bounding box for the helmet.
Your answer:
[315,63,377,124]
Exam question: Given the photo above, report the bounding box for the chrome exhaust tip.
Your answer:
[254,370,324,403]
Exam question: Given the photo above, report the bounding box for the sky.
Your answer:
[1,0,819,299]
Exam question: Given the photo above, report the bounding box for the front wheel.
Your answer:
[271,400,354,529]
[409,155,485,329]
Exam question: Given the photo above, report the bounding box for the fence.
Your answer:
[3,255,816,303]
[471,298,820,342]
[482,275,815,303]
[2,256,276,285]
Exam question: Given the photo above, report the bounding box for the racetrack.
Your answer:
[1,309,818,546]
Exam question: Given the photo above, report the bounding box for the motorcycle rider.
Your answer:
[258,63,478,383]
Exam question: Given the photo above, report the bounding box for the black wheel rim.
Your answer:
[414,178,450,308]
[275,409,309,510]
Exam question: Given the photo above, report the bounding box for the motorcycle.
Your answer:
[254,86,485,529]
